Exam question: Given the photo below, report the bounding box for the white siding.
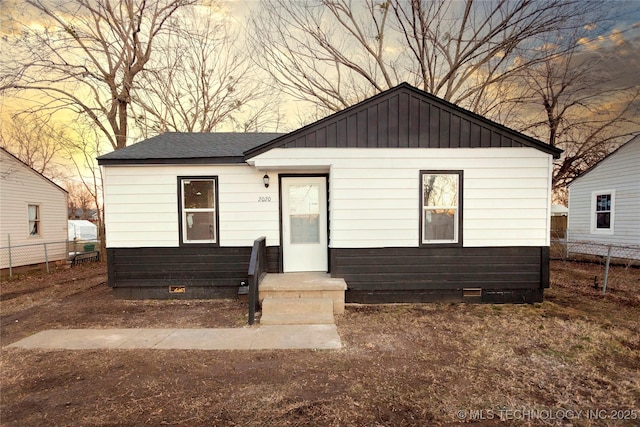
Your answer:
[0,150,68,268]
[104,147,553,250]
[568,136,640,248]
[251,147,552,248]
[103,164,280,248]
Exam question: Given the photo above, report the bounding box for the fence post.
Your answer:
[44,242,50,273]
[7,234,12,278]
[602,245,612,295]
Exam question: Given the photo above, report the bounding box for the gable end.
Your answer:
[244,83,561,160]
[569,135,640,187]
[0,147,68,196]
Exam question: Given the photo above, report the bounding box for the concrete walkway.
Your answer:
[6,325,342,351]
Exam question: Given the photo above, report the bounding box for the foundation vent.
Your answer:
[463,288,482,298]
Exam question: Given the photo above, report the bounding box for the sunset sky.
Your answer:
[1,0,639,164]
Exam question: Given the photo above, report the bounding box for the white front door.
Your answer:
[281,177,328,272]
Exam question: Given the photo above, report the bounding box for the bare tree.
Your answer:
[132,6,281,134]
[392,0,606,115]
[66,180,96,219]
[249,0,640,192]
[248,0,600,118]
[228,100,286,133]
[247,0,393,117]
[63,121,108,254]
[506,28,640,195]
[1,0,195,151]
[0,113,71,182]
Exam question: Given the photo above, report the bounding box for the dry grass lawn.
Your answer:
[1,260,638,426]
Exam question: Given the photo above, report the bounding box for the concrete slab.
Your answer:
[117,329,178,349]
[6,329,149,350]
[154,328,256,350]
[5,326,342,351]
[260,273,347,291]
[252,325,342,350]
[260,313,335,325]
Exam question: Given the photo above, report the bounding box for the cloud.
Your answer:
[578,19,640,55]
[578,22,640,89]
[610,29,626,46]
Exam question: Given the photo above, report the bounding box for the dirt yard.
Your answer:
[1,261,639,426]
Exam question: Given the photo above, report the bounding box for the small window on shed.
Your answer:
[28,204,40,236]
[591,190,615,234]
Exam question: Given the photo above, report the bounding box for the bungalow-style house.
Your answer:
[0,147,68,271]
[97,83,561,303]
[567,135,640,260]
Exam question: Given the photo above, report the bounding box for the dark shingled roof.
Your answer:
[97,132,284,165]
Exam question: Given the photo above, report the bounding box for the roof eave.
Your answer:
[97,156,246,166]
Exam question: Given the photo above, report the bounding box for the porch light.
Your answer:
[263,174,270,188]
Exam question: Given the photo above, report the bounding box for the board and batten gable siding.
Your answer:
[568,136,640,248]
[245,83,560,158]
[103,164,281,248]
[249,147,553,248]
[0,149,68,268]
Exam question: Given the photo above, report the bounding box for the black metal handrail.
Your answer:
[247,236,267,325]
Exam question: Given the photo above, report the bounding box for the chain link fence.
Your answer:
[551,238,640,295]
[0,239,100,277]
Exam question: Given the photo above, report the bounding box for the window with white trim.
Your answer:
[591,190,615,234]
[28,204,40,236]
[179,178,218,244]
[421,171,462,245]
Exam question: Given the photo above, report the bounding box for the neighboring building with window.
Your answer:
[567,135,640,259]
[98,83,561,303]
[0,147,68,270]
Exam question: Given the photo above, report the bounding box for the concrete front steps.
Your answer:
[259,273,347,325]
[260,297,334,325]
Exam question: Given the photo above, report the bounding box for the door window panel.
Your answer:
[288,184,320,244]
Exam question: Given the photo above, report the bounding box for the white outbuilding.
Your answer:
[68,220,98,241]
